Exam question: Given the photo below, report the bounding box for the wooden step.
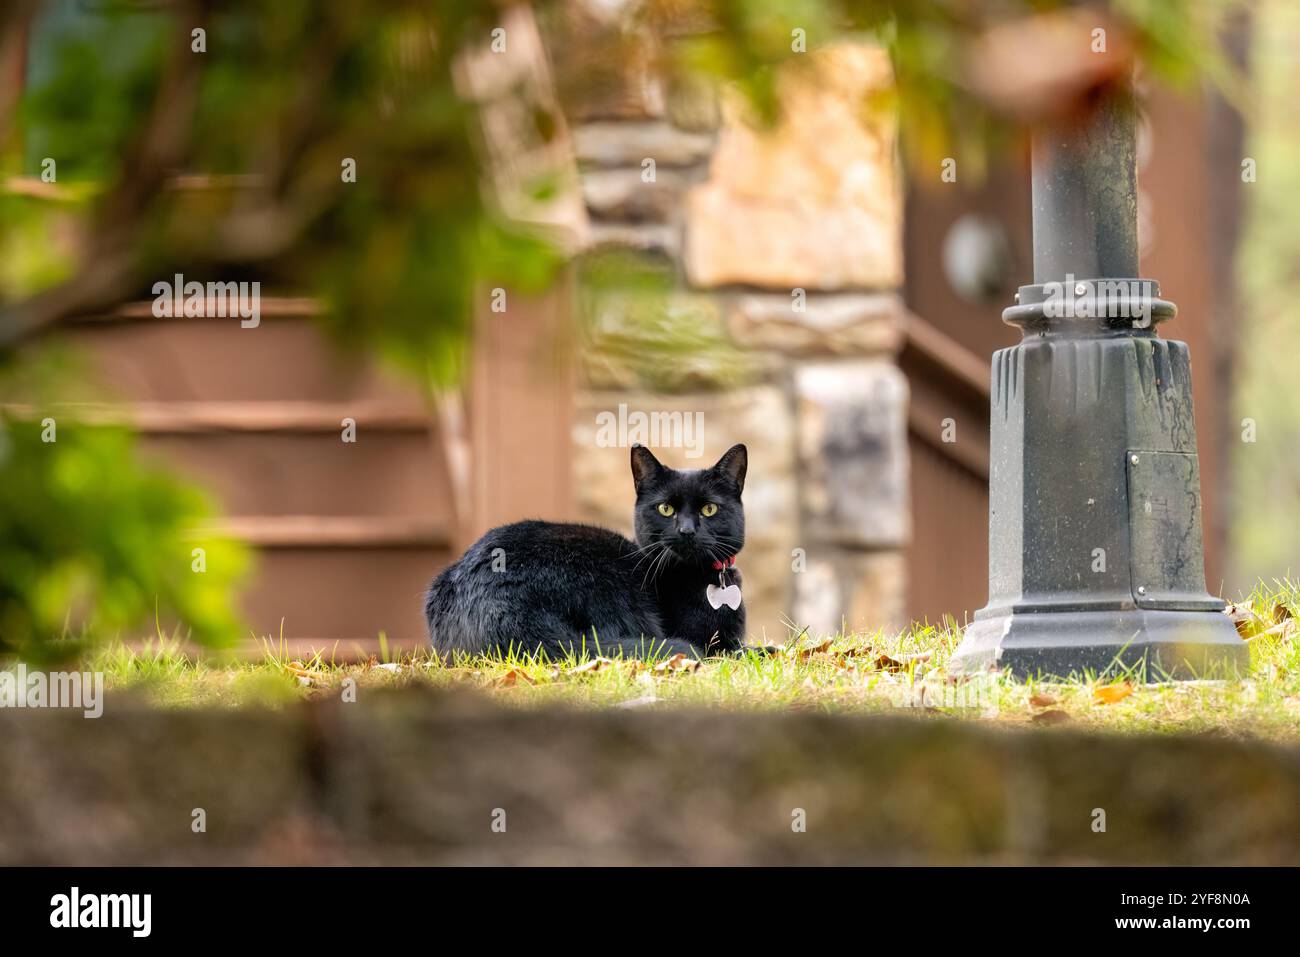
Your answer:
[15,399,432,432]
[35,301,463,658]
[139,428,453,521]
[209,515,450,548]
[235,544,446,654]
[50,304,417,404]
[0,400,456,521]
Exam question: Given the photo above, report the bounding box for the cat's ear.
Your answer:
[630,444,666,492]
[711,443,747,494]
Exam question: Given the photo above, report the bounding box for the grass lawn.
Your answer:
[86,581,1300,741]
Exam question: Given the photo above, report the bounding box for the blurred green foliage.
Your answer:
[6,0,563,377]
[0,355,246,664]
[578,251,760,392]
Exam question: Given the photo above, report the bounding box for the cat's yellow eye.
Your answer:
[701,503,718,517]
[657,503,675,516]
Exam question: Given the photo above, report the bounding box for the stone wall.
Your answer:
[560,8,910,642]
[6,694,1300,865]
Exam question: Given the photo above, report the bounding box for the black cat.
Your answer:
[424,444,748,659]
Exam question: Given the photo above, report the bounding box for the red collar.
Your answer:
[711,556,736,571]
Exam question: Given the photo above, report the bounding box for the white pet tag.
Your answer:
[706,582,742,611]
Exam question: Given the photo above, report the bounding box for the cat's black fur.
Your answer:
[424,444,748,659]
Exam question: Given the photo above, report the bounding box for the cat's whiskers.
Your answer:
[642,540,678,591]
[627,539,668,577]
[710,534,744,556]
[621,539,660,559]
[633,539,665,587]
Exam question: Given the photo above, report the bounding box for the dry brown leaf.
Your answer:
[653,653,701,675]
[795,638,835,661]
[1275,603,1294,624]
[1092,681,1134,705]
[568,657,615,676]
[872,654,905,674]
[491,668,536,689]
[1256,619,1298,641]
[286,660,328,683]
[1224,603,1261,639]
[1032,709,1071,725]
[1029,692,1059,708]
[839,645,876,658]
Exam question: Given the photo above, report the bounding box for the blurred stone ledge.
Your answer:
[2,692,1298,866]
[573,120,716,169]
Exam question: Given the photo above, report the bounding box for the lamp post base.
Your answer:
[953,606,1248,680]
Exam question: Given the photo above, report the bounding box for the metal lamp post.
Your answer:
[951,80,1248,678]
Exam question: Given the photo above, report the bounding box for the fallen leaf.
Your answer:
[653,653,701,675]
[794,638,835,661]
[1224,603,1263,638]
[1029,692,1059,708]
[286,660,328,683]
[872,654,904,674]
[1275,603,1294,624]
[568,657,615,675]
[1092,681,1134,705]
[490,668,536,688]
[1252,617,1298,643]
[839,645,877,658]
[1032,709,1071,725]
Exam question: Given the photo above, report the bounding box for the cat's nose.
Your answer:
[677,518,696,537]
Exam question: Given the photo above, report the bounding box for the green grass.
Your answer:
[76,579,1300,740]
